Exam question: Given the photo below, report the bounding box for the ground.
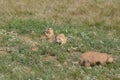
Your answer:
[0,0,120,80]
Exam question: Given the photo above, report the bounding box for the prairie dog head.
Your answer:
[56,34,67,45]
[107,55,114,63]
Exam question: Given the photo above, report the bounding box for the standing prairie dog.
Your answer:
[43,28,55,42]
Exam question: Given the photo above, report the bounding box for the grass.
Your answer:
[0,0,120,80]
[0,0,120,27]
[0,19,120,80]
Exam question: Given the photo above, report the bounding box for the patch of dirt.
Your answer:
[43,55,57,61]
[0,51,8,57]
[42,55,63,67]
[0,47,9,57]
[18,35,40,51]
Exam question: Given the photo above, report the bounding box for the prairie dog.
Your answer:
[79,51,114,66]
[56,34,67,45]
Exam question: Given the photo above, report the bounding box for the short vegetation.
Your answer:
[0,0,120,80]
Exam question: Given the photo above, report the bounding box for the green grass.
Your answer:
[0,19,120,80]
[0,0,120,29]
[0,0,120,79]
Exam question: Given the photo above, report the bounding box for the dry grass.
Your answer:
[0,0,120,26]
